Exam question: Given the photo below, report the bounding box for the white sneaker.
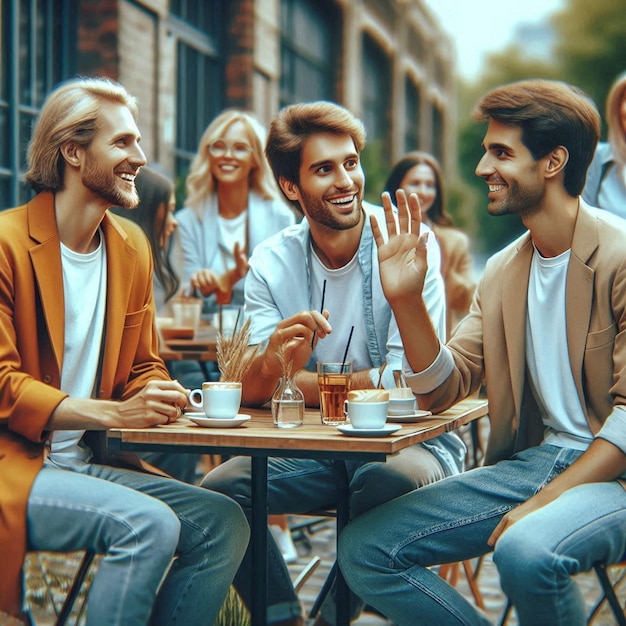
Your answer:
[270,524,299,564]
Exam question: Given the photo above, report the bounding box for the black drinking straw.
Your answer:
[233,307,242,334]
[341,325,354,366]
[311,279,327,347]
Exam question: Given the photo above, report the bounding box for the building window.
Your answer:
[362,34,391,158]
[279,0,338,107]
[170,3,225,206]
[0,0,76,211]
[404,78,420,152]
[432,103,444,162]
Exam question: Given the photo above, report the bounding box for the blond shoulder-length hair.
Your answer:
[184,109,281,213]
[25,77,138,193]
[606,71,626,165]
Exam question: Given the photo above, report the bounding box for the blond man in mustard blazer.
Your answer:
[0,78,248,625]
[339,80,626,626]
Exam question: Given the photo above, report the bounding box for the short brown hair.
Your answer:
[473,79,600,197]
[24,77,138,193]
[265,101,366,200]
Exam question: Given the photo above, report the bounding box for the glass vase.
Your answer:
[271,376,304,428]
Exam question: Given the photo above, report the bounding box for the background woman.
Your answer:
[112,166,201,483]
[172,109,297,312]
[384,151,476,337]
[583,70,626,219]
[113,165,179,312]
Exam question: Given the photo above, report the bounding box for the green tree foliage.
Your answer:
[455,0,626,256]
[552,0,626,137]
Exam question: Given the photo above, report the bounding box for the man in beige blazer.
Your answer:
[338,80,626,626]
[0,77,248,625]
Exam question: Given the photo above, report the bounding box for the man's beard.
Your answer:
[300,188,363,231]
[83,151,139,208]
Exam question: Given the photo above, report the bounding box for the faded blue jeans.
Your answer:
[339,444,626,626]
[201,443,446,624]
[27,459,249,626]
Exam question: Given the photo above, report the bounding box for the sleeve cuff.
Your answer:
[403,344,455,394]
[595,406,626,455]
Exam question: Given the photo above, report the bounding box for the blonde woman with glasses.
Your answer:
[172,109,297,312]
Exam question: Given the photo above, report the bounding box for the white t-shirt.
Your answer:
[525,246,593,450]
[310,246,371,371]
[48,232,107,463]
[218,210,247,273]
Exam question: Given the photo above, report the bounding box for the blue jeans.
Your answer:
[339,445,625,626]
[27,459,249,626]
[201,444,446,624]
[495,481,626,626]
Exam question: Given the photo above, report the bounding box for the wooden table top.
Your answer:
[108,398,488,459]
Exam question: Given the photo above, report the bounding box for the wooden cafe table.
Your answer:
[108,397,488,626]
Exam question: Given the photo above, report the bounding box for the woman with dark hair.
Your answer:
[384,152,476,337]
[112,165,179,311]
[112,166,203,483]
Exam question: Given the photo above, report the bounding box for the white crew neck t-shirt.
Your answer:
[48,232,107,463]
[525,246,593,450]
[310,246,370,371]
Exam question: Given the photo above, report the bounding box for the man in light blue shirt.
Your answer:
[201,101,465,626]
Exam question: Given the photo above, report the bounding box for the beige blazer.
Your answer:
[431,224,476,338]
[418,200,626,466]
[0,192,170,613]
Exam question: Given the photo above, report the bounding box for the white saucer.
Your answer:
[186,413,251,428]
[336,424,402,437]
[386,410,432,422]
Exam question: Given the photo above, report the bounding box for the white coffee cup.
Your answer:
[343,389,389,429]
[387,387,417,415]
[388,396,417,416]
[189,382,242,419]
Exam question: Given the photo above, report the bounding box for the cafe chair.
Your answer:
[438,558,486,610]
[26,550,96,626]
[588,557,626,626]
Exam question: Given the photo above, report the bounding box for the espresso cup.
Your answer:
[189,382,242,419]
[387,387,417,415]
[343,389,389,429]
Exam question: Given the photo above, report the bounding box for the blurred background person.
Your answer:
[112,166,200,483]
[113,165,179,313]
[172,109,297,312]
[583,70,626,220]
[384,151,476,337]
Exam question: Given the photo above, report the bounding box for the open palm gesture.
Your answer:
[371,190,429,304]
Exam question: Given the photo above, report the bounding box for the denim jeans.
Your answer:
[27,459,249,626]
[201,443,446,624]
[495,481,626,626]
[338,444,626,626]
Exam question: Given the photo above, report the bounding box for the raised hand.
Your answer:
[371,190,429,304]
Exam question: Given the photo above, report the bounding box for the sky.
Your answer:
[423,0,566,80]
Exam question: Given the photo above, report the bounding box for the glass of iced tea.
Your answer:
[317,362,353,425]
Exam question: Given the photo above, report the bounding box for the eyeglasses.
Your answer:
[208,140,253,159]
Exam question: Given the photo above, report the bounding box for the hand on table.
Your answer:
[117,379,189,427]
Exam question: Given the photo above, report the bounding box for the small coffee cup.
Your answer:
[343,389,389,429]
[189,382,242,419]
[387,387,417,416]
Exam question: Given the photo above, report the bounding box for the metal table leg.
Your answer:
[251,455,268,626]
